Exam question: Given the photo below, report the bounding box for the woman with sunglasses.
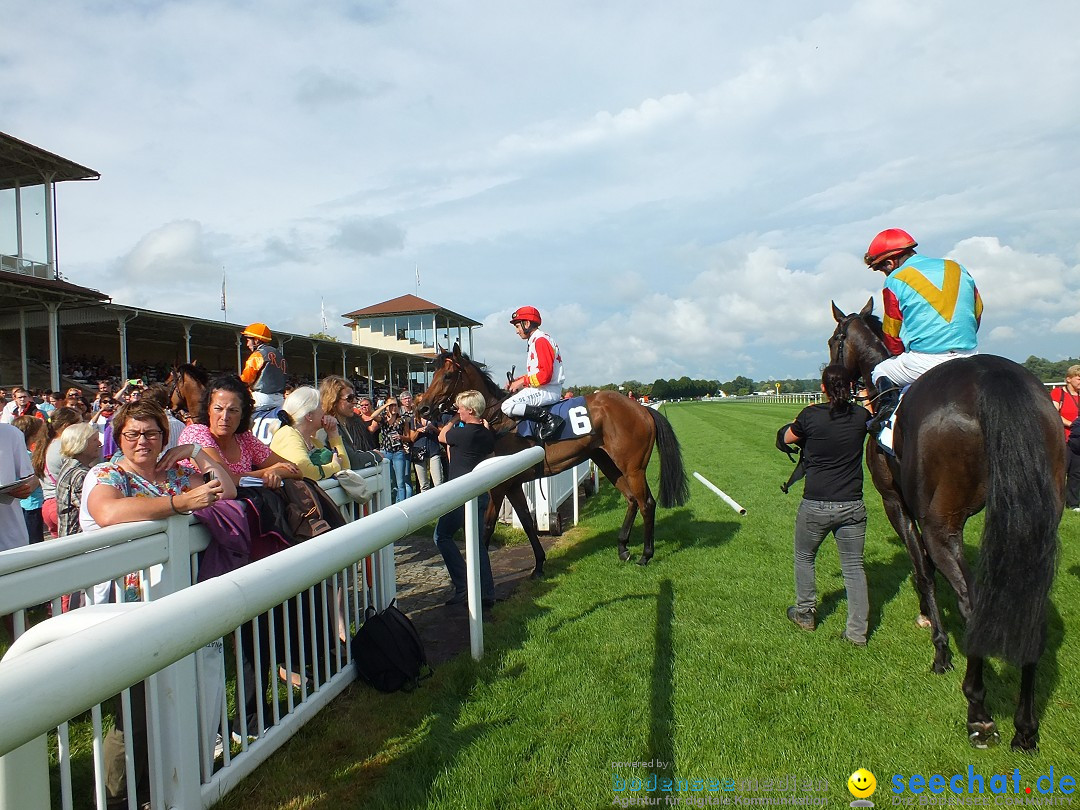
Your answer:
[319,376,382,466]
[378,396,413,502]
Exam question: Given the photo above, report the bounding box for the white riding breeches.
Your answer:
[252,391,284,409]
[501,385,562,417]
[872,350,977,387]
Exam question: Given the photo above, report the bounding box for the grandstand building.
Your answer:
[0,132,476,396]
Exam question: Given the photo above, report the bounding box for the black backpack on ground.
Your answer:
[351,600,432,692]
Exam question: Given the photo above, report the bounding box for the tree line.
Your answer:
[569,356,1078,400]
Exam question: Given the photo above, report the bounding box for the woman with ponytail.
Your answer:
[779,364,871,645]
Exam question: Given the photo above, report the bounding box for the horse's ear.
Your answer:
[192,359,200,366]
[831,301,846,323]
[860,297,874,317]
[452,341,462,358]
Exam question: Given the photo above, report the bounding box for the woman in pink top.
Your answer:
[178,375,300,488]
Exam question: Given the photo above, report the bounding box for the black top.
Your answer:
[790,403,870,502]
[445,422,495,479]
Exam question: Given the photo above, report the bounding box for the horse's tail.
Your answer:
[649,408,689,508]
[966,368,1061,665]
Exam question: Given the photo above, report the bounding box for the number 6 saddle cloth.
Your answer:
[515,396,591,443]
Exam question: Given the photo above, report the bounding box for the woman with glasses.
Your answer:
[81,400,236,602]
[319,376,382,466]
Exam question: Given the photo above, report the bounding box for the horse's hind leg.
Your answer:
[504,485,546,578]
[881,493,952,672]
[627,472,657,566]
[1011,662,1040,753]
[962,656,1000,748]
[593,451,638,562]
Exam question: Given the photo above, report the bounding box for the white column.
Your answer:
[236,336,243,373]
[312,343,319,382]
[18,309,28,388]
[43,174,56,279]
[46,303,60,392]
[182,324,192,363]
[341,348,348,378]
[366,354,374,398]
[117,314,131,381]
[14,180,22,262]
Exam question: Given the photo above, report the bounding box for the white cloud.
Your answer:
[4,0,1080,384]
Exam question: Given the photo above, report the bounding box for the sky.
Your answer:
[3,0,1080,385]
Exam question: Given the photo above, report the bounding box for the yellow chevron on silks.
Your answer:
[893,260,963,322]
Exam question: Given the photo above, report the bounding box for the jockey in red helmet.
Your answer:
[502,306,567,442]
[863,229,983,433]
[240,322,288,409]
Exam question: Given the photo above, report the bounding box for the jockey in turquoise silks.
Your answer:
[864,228,983,433]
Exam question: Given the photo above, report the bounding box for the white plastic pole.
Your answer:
[693,472,747,515]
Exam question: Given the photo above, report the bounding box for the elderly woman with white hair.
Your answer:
[54,422,103,539]
[269,386,350,480]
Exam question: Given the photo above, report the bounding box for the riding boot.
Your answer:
[867,377,900,434]
[522,405,565,443]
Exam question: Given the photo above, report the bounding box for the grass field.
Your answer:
[216,401,1080,810]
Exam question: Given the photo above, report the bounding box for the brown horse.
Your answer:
[829,299,1063,751]
[416,344,689,573]
[165,363,208,425]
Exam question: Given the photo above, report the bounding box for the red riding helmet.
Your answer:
[242,322,272,342]
[864,228,917,267]
[510,306,542,326]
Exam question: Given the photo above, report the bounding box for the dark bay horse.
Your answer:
[830,299,1063,751]
[165,363,208,424]
[416,344,689,572]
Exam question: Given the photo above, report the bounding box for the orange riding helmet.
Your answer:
[864,228,917,267]
[242,322,272,342]
[510,306,542,326]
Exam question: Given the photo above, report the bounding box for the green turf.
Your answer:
[208,401,1080,807]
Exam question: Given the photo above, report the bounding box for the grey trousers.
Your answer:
[793,499,869,643]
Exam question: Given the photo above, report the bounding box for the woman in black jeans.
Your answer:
[780,365,871,646]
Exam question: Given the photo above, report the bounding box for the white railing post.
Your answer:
[464,495,483,660]
[0,737,49,810]
[152,655,202,809]
[154,513,195,599]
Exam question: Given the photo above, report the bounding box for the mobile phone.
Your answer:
[204,470,217,484]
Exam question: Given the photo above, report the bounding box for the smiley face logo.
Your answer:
[848,768,877,799]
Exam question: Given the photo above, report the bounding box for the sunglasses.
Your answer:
[341,394,357,402]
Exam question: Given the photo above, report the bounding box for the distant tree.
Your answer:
[1023,355,1080,382]
[724,375,755,396]
[308,332,340,343]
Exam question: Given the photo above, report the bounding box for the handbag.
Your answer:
[335,469,375,504]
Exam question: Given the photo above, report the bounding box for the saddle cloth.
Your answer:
[516,396,591,442]
[875,385,910,456]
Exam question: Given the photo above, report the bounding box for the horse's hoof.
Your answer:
[1010,731,1039,754]
[968,723,1000,749]
[529,567,544,580]
[619,550,632,562]
[637,556,651,566]
[931,655,953,674]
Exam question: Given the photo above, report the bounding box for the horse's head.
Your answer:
[417,343,502,419]
[829,298,888,386]
[167,363,209,421]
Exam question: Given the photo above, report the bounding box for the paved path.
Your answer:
[391,531,561,665]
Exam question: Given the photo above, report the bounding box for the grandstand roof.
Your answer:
[0,268,110,314]
[342,294,481,328]
[0,131,100,191]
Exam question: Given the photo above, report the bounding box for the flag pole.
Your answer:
[221,267,227,322]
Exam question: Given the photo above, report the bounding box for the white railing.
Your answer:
[0,447,544,810]
[506,460,596,533]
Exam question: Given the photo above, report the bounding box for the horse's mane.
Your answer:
[860,312,885,340]
[431,350,506,401]
[176,363,209,386]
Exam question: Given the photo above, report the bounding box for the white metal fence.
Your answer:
[504,460,597,533]
[0,447,545,810]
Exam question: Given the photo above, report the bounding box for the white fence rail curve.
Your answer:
[0,446,544,810]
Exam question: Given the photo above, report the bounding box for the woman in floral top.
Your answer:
[81,400,236,603]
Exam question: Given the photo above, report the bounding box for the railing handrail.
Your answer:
[0,446,544,756]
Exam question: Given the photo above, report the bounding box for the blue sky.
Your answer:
[4,0,1080,384]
